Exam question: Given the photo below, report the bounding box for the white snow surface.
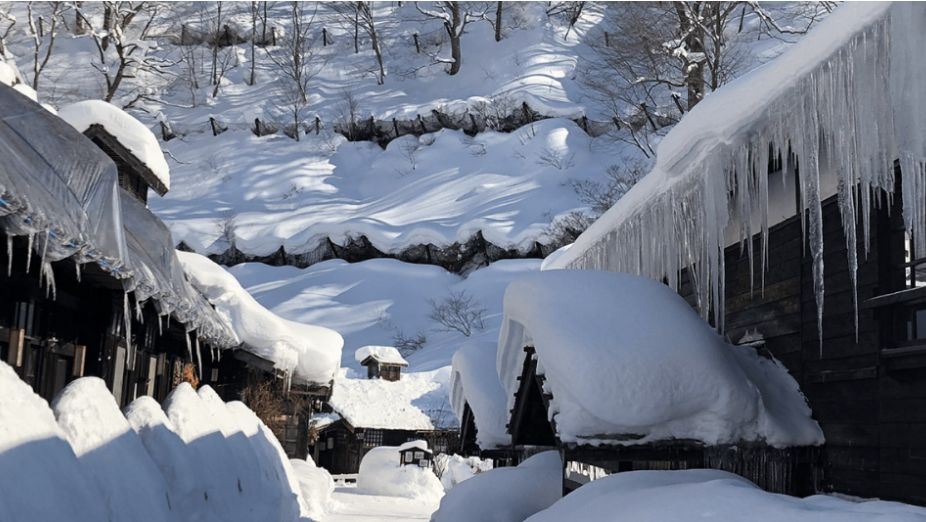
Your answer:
[229,258,541,371]
[357,445,444,501]
[0,361,107,522]
[398,439,430,453]
[328,367,452,431]
[527,469,926,522]
[178,250,343,384]
[498,270,824,447]
[550,3,926,343]
[431,450,562,522]
[290,457,335,520]
[450,340,511,450]
[434,453,494,491]
[356,345,408,367]
[51,377,171,522]
[57,99,171,190]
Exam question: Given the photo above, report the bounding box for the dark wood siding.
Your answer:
[679,186,926,504]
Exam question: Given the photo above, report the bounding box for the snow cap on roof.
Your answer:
[355,345,409,367]
[498,270,824,448]
[398,440,430,453]
[58,99,171,191]
[177,251,343,384]
[327,370,448,431]
[450,340,511,450]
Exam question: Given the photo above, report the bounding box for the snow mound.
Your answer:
[290,458,335,520]
[355,345,408,367]
[124,395,210,520]
[527,469,926,522]
[0,61,15,86]
[0,361,106,522]
[57,99,171,190]
[328,369,449,431]
[431,450,561,522]
[177,250,343,384]
[498,270,824,447]
[357,445,444,500]
[434,453,494,490]
[450,340,511,449]
[51,377,171,522]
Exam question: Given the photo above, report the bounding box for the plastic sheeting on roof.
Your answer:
[120,190,236,347]
[0,83,128,274]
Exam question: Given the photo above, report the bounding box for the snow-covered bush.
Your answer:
[290,457,335,519]
[357,445,444,500]
[431,451,562,522]
[434,453,493,490]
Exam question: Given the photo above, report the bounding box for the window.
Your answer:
[414,451,424,459]
[363,429,383,448]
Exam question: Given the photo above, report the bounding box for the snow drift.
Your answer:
[357,445,444,500]
[527,469,926,522]
[290,457,335,520]
[497,270,823,447]
[431,451,562,522]
[0,361,106,522]
[177,250,343,384]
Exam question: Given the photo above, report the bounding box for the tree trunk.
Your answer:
[675,2,705,109]
[353,4,359,54]
[74,1,85,35]
[250,2,257,85]
[446,2,462,76]
[102,4,113,50]
[495,2,502,42]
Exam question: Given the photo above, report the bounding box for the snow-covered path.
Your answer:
[325,487,439,521]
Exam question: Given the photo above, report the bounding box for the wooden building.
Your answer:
[0,84,237,407]
[399,440,434,468]
[541,3,926,505]
[355,345,408,381]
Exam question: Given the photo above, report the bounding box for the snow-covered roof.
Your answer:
[177,251,343,384]
[355,345,409,367]
[497,270,823,448]
[450,341,511,450]
[58,99,171,192]
[326,371,448,431]
[548,3,926,335]
[308,412,341,431]
[398,440,430,453]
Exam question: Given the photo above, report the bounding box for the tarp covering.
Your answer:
[120,190,236,347]
[0,83,127,273]
[0,83,234,348]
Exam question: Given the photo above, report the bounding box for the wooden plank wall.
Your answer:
[679,192,926,504]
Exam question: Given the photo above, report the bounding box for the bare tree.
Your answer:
[77,1,173,103]
[249,1,258,85]
[266,2,322,140]
[26,2,67,91]
[415,2,489,76]
[429,290,486,337]
[332,2,386,84]
[546,1,585,40]
[0,5,15,57]
[493,1,502,42]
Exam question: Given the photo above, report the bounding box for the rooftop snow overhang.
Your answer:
[547,2,926,337]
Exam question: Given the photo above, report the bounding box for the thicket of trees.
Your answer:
[0,1,830,146]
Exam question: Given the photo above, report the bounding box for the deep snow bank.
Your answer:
[178,250,343,383]
[497,270,823,447]
[431,451,562,522]
[52,377,171,522]
[527,469,926,522]
[0,362,106,522]
[290,457,335,520]
[357,445,444,500]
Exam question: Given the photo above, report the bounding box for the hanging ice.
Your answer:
[548,3,926,347]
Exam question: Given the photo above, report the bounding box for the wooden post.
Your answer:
[254,118,263,136]
[521,102,533,124]
[271,26,277,46]
[7,327,24,367]
[604,31,610,47]
[392,118,400,138]
[73,345,87,377]
[322,27,328,46]
[413,33,420,54]
[368,116,375,137]
[209,117,221,136]
[417,114,426,134]
[315,116,321,135]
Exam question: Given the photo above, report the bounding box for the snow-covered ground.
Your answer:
[326,486,439,522]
